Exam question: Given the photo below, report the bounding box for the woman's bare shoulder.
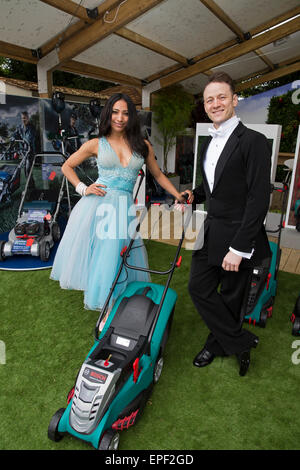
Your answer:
[82,137,99,156]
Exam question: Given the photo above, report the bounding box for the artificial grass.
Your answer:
[0,240,299,450]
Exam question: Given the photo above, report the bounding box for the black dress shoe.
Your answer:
[237,350,251,376]
[193,348,215,368]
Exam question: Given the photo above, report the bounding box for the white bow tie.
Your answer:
[208,127,226,139]
[208,117,240,139]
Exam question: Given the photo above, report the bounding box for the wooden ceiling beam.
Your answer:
[39,0,123,56]
[200,0,276,71]
[235,53,300,86]
[61,59,142,87]
[278,53,300,68]
[40,20,85,57]
[249,5,300,37]
[235,61,300,92]
[0,41,38,64]
[0,39,142,89]
[41,0,299,79]
[199,0,244,41]
[254,49,275,70]
[115,27,188,66]
[39,0,93,22]
[159,16,300,88]
[56,0,164,65]
[145,39,237,82]
[39,0,123,23]
[41,0,189,66]
[150,6,300,83]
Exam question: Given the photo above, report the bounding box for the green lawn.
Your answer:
[0,240,299,450]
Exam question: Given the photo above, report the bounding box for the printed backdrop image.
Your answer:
[0,93,153,234]
[0,95,41,233]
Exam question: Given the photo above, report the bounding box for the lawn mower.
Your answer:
[295,198,300,232]
[0,152,69,262]
[242,183,288,327]
[48,194,190,450]
[0,138,31,204]
[290,293,300,336]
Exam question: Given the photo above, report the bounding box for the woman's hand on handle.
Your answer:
[174,190,194,210]
[85,183,107,197]
[175,190,194,204]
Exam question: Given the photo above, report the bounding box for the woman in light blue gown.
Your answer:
[50,93,191,325]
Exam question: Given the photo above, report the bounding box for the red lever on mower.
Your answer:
[133,358,142,383]
[120,246,127,256]
[266,273,272,290]
[176,256,182,267]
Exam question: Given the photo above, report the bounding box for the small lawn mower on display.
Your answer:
[0,152,70,262]
[0,138,31,204]
[48,192,190,450]
[295,198,300,232]
[242,183,289,328]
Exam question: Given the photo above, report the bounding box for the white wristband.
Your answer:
[75,182,88,196]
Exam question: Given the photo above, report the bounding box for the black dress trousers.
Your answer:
[188,237,258,356]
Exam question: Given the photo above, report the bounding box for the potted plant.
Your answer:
[152,85,195,174]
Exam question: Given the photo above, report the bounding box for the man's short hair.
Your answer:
[204,72,236,95]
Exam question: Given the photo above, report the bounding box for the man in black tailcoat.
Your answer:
[188,72,271,376]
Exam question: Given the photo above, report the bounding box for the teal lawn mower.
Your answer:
[290,293,300,336]
[242,183,288,328]
[48,195,189,450]
[295,198,300,232]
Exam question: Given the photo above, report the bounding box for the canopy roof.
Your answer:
[0,0,299,106]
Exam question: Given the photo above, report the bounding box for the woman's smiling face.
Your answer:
[110,99,129,133]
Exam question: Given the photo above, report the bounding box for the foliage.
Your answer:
[0,57,37,81]
[0,57,114,92]
[267,89,300,153]
[152,85,195,173]
[53,70,114,92]
[238,71,300,99]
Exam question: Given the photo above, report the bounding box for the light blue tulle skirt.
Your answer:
[50,186,150,311]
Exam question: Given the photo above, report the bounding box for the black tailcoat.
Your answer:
[193,122,272,267]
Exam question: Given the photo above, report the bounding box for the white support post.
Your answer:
[141,79,161,110]
[37,49,60,97]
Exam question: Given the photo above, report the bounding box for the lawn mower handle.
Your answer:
[94,194,190,340]
[122,192,189,275]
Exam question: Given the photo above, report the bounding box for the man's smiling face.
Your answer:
[203,81,238,128]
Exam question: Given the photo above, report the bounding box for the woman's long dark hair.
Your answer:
[98,93,148,159]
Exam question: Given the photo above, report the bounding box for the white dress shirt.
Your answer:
[204,115,253,259]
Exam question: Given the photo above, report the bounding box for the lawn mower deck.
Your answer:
[49,281,177,450]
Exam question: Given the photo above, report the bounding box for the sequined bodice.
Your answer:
[96,136,144,192]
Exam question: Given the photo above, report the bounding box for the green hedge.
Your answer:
[267,90,300,153]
